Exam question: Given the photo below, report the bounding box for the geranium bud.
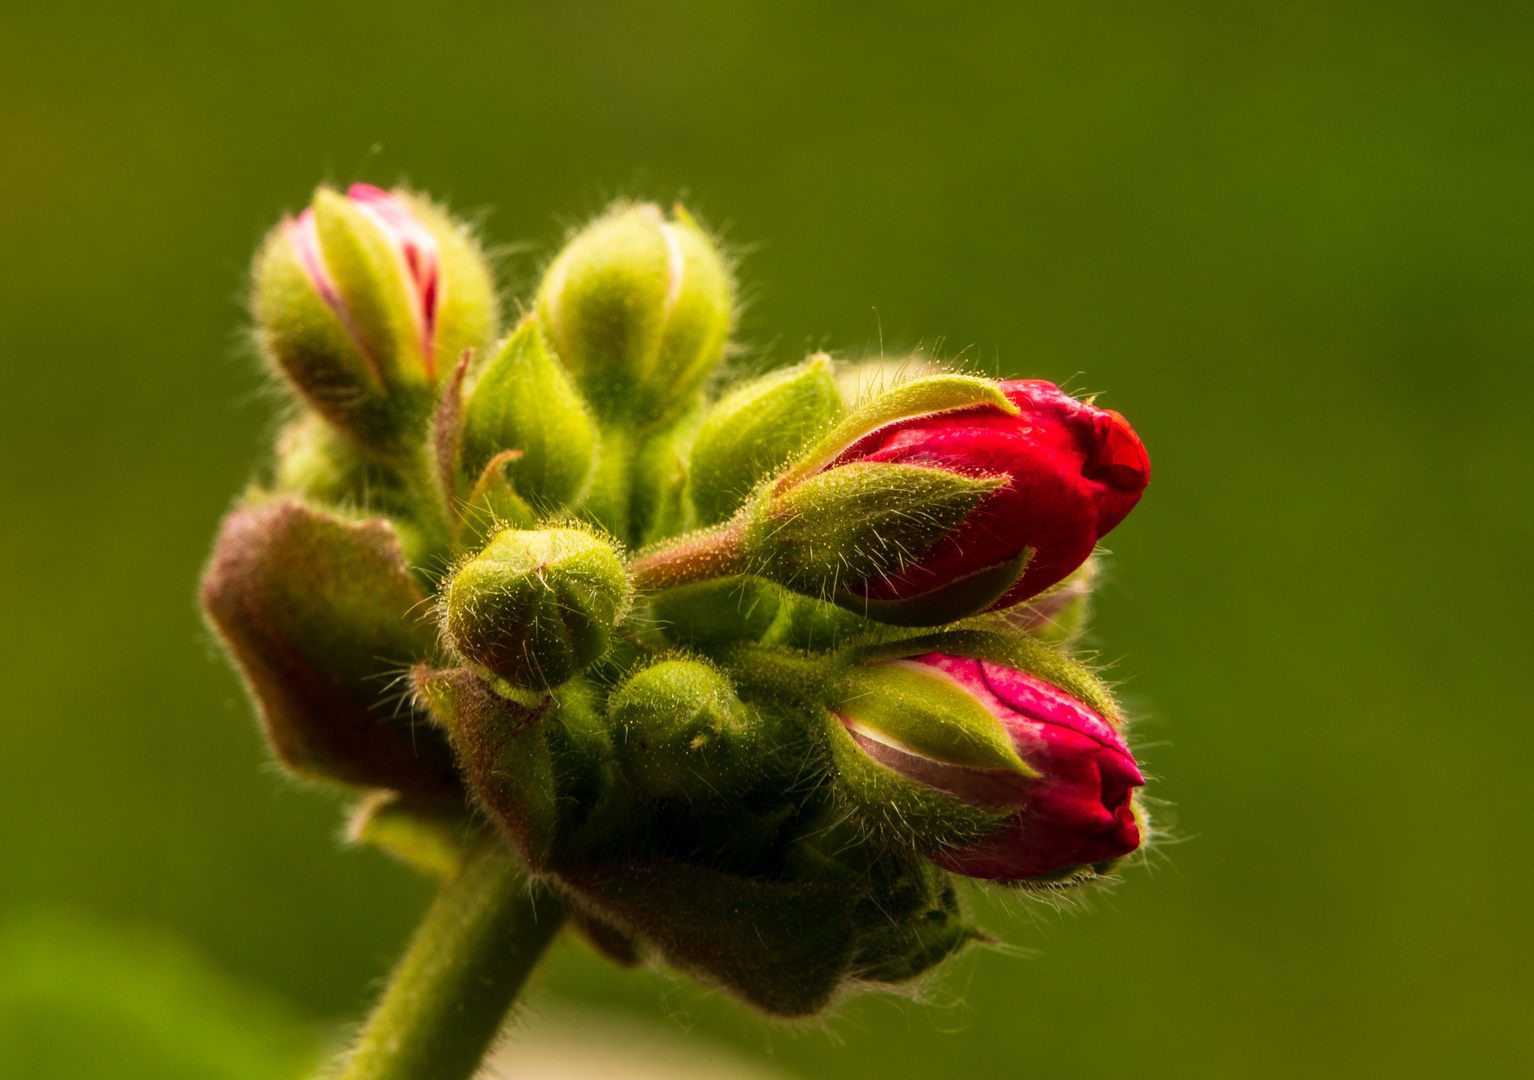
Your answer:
[829,645,1144,881]
[442,527,630,689]
[253,183,498,453]
[460,317,598,512]
[826,658,1030,851]
[535,202,733,428]
[746,374,1148,625]
[611,660,762,806]
[688,354,844,525]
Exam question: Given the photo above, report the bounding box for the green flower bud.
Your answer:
[460,317,598,511]
[442,527,630,689]
[689,354,845,526]
[536,202,732,428]
[611,660,762,805]
[253,184,499,455]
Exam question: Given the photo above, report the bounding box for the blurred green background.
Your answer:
[3,1,1531,1076]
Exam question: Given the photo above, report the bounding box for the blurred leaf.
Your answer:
[0,909,320,1080]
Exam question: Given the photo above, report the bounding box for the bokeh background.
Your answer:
[3,2,1531,1077]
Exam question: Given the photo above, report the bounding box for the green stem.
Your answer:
[723,641,839,707]
[332,834,565,1080]
[584,423,635,544]
[629,523,748,592]
[398,444,457,551]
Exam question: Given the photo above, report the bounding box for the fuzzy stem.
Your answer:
[723,642,840,707]
[394,441,459,567]
[584,424,636,545]
[332,833,564,1080]
[629,523,749,592]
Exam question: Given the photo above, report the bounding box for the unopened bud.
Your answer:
[827,658,1030,851]
[253,183,498,453]
[536,202,732,428]
[442,527,629,689]
[689,354,844,526]
[460,317,598,511]
[829,633,1145,881]
[741,374,1148,625]
[611,660,761,805]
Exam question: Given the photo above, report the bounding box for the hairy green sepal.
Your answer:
[782,373,1017,484]
[837,662,1032,774]
[442,527,630,690]
[690,355,844,525]
[460,318,598,511]
[610,660,763,806]
[744,462,1002,594]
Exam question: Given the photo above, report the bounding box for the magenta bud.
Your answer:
[782,378,1149,622]
[830,646,1144,882]
[910,654,1144,880]
[253,183,498,455]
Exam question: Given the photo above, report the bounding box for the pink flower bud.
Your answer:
[823,379,1148,613]
[841,652,1144,880]
[287,183,443,379]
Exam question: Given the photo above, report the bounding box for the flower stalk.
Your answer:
[334,832,564,1080]
[629,523,748,592]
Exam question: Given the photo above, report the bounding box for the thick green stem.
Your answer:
[332,834,565,1080]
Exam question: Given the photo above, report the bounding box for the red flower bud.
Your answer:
[841,652,1144,880]
[288,183,443,377]
[823,379,1148,613]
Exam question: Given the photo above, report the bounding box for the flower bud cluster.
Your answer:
[204,185,1156,1020]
